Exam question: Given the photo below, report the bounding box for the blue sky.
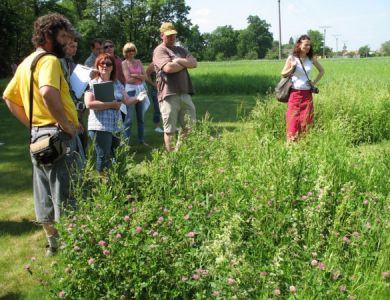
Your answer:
[186,0,390,51]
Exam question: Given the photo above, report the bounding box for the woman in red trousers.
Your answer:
[281,35,324,141]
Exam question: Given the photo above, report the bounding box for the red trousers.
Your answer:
[286,89,314,140]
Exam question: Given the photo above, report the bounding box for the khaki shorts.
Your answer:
[159,94,196,133]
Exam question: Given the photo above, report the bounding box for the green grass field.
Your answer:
[0,58,389,299]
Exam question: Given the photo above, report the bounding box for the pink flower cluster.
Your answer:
[289,285,297,293]
[259,271,268,277]
[311,259,325,270]
[98,240,107,247]
[187,231,196,238]
[212,290,220,297]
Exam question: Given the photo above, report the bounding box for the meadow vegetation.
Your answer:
[1,58,389,299]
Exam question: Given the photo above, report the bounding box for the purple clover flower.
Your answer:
[187,231,196,238]
[98,240,107,247]
[289,286,297,293]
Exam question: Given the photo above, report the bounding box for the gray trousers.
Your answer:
[31,126,83,223]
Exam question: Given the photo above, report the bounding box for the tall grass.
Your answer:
[39,58,390,299]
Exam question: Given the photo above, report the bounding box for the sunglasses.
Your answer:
[126,49,136,53]
[104,44,114,49]
[99,61,113,67]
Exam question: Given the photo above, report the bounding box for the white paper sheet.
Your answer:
[120,103,127,115]
[70,64,93,98]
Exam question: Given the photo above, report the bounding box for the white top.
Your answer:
[291,56,313,90]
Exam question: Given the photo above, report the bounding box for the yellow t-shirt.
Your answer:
[3,50,79,127]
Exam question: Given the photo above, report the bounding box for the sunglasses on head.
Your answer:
[99,60,113,67]
[104,44,114,49]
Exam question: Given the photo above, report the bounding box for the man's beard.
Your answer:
[52,38,66,58]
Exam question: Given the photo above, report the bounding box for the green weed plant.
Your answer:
[8,58,389,299]
[41,58,390,299]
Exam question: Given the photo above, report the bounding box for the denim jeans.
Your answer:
[123,84,150,144]
[88,130,120,172]
[150,86,161,124]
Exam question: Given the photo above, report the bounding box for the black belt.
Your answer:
[31,125,58,130]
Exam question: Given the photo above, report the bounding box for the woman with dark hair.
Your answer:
[281,34,324,141]
[85,53,145,173]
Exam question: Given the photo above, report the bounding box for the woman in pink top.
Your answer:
[121,42,150,144]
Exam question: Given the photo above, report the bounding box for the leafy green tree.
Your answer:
[237,15,273,59]
[358,45,370,57]
[63,0,191,62]
[265,41,280,60]
[0,0,193,76]
[206,25,238,59]
[237,16,273,58]
[181,25,205,60]
[380,40,390,56]
[307,30,323,56]
[0,0,72,77]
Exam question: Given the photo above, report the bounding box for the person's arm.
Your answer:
[154,46,186,74]
[162,61,185,74]
[311,57,325,85]
[122,60,133,84]
[3,98,29,128]
[173,54,197,69]
[281,56,296,77]
[40,86,77,136]
[136,61,147,81]
[121,90,147,106]
[84,90,121,110]
[145,63,156,87]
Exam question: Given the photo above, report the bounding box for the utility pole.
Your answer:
[319,25,331,58]
[342,40,348,53]
[333,34,341,55]
[278,0,282,60]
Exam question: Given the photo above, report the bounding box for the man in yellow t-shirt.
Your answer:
[2,13,82,256]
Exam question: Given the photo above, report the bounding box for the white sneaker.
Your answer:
[154,128,164,133]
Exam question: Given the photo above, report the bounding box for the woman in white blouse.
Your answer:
[281,35,324,141]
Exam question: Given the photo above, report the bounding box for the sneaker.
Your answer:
[45,245,58,257]
[154,127,164,133]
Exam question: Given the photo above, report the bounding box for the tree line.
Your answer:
[1,0,390,78]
